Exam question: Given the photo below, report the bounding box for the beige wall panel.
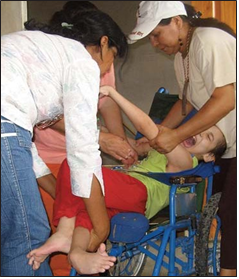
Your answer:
[1,1,27,35]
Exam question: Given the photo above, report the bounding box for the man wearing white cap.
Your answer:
[128,1,236,277]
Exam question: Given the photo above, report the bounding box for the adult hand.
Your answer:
[149,125,180,154]
[99,132,138,164]
[121,149,138,169]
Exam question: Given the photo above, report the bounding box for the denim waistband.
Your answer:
[1,117,17,137]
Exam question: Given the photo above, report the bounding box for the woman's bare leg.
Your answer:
[27,216,75,270]
[68,226,116,275]
[82,175,110,252]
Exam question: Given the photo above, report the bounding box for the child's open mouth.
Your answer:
[182,136,196,148]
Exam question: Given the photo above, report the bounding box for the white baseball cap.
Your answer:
[128,1,187,44]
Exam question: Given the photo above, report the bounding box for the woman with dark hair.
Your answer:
[34,1,135,172]
[1,9,128,276]
[128,1,236,276]
[31,2,136,276]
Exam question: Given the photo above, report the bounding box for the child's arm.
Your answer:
[99,86,158,141]
[100,86,194,172]
[37,174,56,199]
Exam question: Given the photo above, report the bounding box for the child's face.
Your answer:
[181,126,224,156]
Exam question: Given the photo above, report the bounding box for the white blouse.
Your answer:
[1,30,104,198]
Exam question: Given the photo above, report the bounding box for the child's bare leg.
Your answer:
[83,175,110,252]
[27,216,75,270]
[68,226,116,275]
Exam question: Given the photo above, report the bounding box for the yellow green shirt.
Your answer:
[128,150,198,219]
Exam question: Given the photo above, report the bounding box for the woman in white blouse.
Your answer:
[1,10,129,276]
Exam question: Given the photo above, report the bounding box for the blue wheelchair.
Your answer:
[106,162,221,276]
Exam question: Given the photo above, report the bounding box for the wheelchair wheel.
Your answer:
[107,241,147,276]
[195,192,221,276]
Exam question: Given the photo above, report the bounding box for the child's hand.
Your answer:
[135,137,149,146]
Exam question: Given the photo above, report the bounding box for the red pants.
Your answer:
[53,159,147,231]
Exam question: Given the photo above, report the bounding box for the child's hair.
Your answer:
[24,9,128,59]
[159,3,236,38]
[210,136,227,160]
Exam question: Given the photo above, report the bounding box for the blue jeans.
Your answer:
[1,117,52,276]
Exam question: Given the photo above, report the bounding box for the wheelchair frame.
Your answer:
[105,162,221,276]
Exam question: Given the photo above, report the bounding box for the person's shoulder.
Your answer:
[194,27,233,41]
[192,27,234,53]
[2,30,41,42]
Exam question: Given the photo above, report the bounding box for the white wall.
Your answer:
[1,1,27,35]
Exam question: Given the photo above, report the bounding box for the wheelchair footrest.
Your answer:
[109,213,149,243]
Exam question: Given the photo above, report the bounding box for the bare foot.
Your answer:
[69,243,116,275]
[97,243,110,256]
[26,231,72,270]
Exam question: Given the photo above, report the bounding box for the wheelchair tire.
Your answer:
[107,241,147,276]
[195,192,221,276]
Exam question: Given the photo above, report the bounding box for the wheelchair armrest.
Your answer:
[169,175,203,185]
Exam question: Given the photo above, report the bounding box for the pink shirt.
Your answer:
[34,65,115,164]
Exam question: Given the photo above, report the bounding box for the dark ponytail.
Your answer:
[24,9,128,59]
[49,1,98,26]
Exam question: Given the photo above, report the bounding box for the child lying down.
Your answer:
[27,86,226,275]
